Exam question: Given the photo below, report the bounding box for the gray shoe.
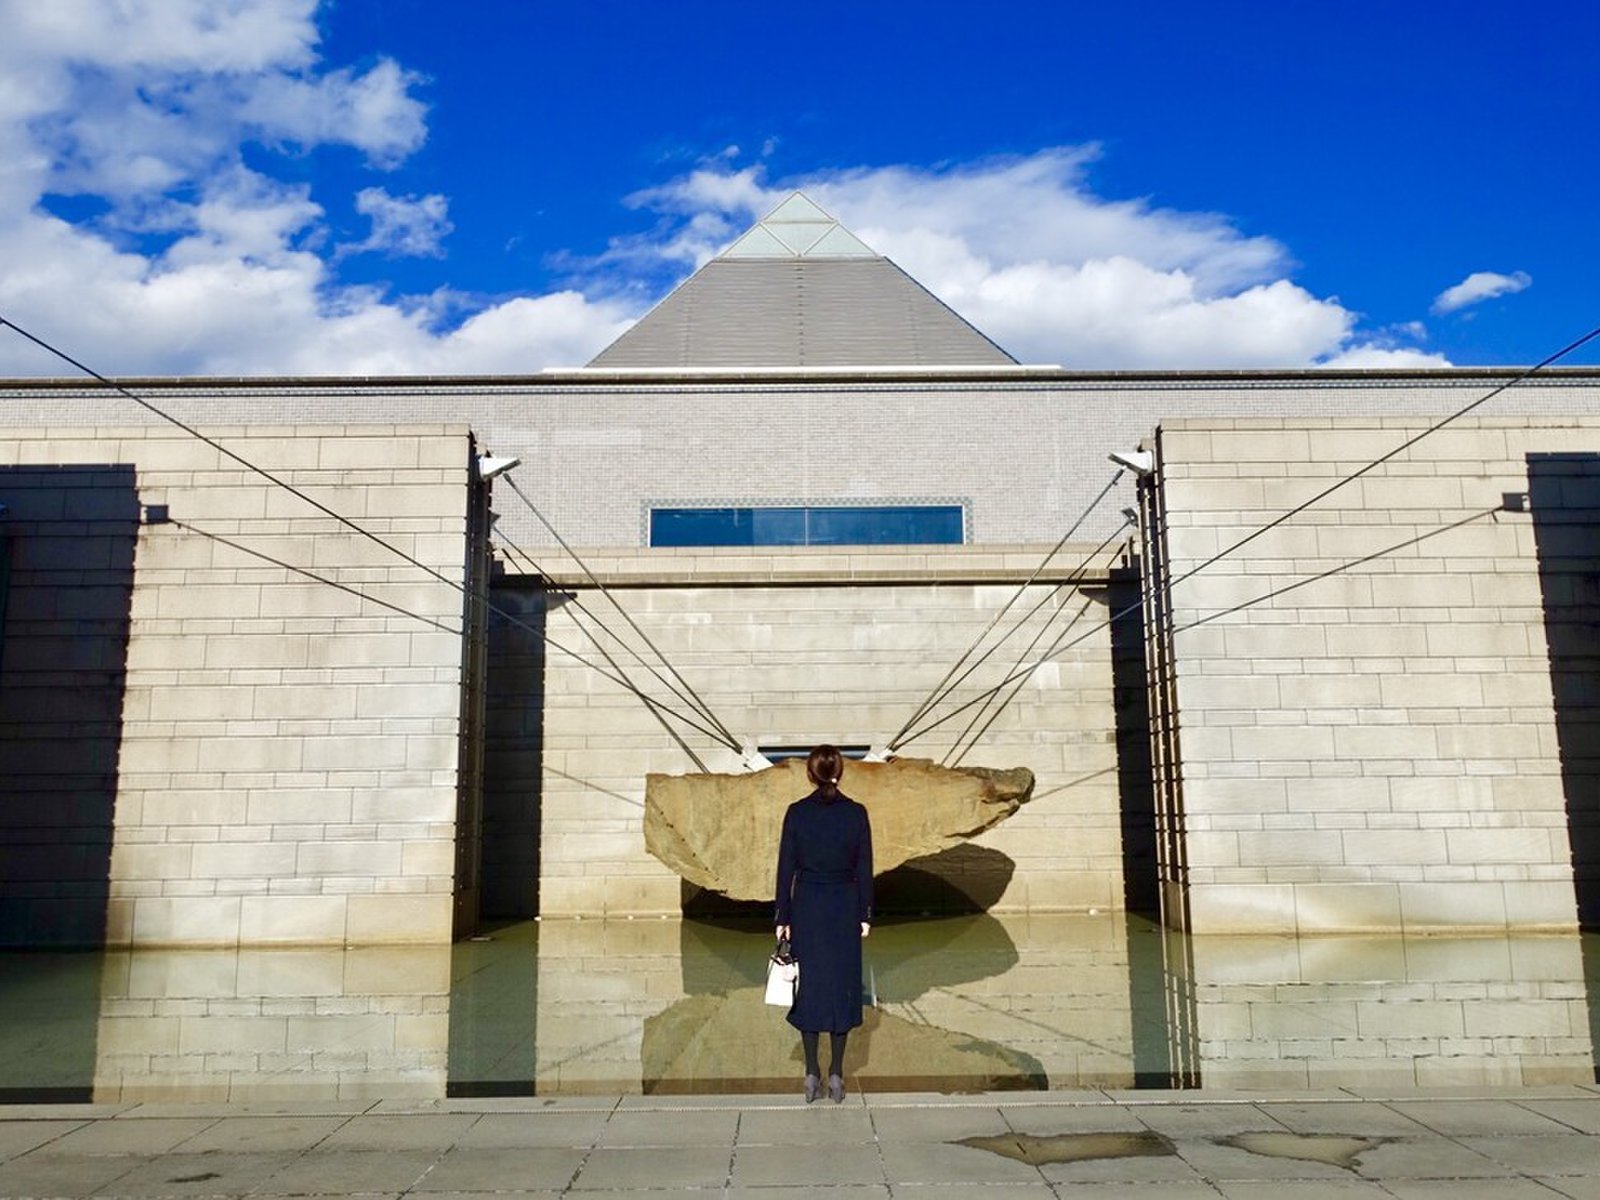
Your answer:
[828,1074,844,1104]
[803,1074,821,1103]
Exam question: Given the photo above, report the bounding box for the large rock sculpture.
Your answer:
[644,756,1034,901]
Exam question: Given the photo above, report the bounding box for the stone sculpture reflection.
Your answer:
[644,756,1034,899]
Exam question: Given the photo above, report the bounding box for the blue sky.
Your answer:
[0,0,1595,375]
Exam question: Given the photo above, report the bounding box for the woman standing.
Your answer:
[774,744,874,1103]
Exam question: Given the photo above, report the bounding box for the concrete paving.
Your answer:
[1,1085,1599,1198]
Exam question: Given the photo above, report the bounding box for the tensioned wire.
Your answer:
[890,320,1600,752]
[0,311,742,757]
[171,519,464,635]
[938,508,1501,765]
[937,515,1136,766]
[492,527,726,754]
[887,469,1129,750]
[493,532,714,771]
[501,472,741,751]
[903,503,1509,753]
[945,595,1096,769]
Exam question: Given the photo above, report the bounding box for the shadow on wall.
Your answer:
[1529,453,1600,927]
[1528,452,1600,1080]
[0,465,138,948]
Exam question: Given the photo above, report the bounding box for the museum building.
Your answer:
[1,194,1597,947]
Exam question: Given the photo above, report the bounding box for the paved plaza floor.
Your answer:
[2,1085,1600,1198]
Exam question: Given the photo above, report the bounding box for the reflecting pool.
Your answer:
[2,914,1597,1102]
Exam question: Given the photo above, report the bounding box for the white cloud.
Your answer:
[0,4,1445,377]
[1432,270,1531,315]
[605,152,1443,369]
[345,188,453,259]
[0,0,633,376]
[240,59,428,167]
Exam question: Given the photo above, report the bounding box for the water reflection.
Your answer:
[1183,931,1598,1089]
[0,916,1595,1101]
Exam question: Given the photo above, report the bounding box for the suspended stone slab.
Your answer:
[644,757,1034,901]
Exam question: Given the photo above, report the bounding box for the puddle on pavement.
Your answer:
[959,1129,1388,1170]
[957,1131,1174,1164]
[2,912,1597,1101]
[1217,1131,1387,1169]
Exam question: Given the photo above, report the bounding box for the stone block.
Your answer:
[1283,777,1390,814]
[299,736,409,772]
[354,682,461,719]
[296,840,404,877]
[1344,829,1447,867]
[237,895,349,946]
[1398,882,1508,930]
[1293,883,1402,933]
[345,894,451,942]
[195,737,304,772]
[258,584,365,619]
[252,687,359,720]
[154,584,262,619]
[131,896,242,945]
[1436,724,1543,761]
[401,840,454,877]
[112,843,195,881]
[140,792,249,827]
[1187,883,1298,934]
[1332,726,1439,760]
[1231,726,1336,762]
[1238,830,1346,868]
[178,1015,288,1054]
[190,841,299,879]
[1445,827,1557,867]
[349,788,455,824]
[1463,999,1577,1038]
[1501,881,1578,928]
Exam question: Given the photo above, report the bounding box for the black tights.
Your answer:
[800,1030,850,1078]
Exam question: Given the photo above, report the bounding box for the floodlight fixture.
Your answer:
[741,742,773,772]
[1108,449,1155,476]
[477,454,521,481]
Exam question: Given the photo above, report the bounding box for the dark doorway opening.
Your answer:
[480,581,548,920]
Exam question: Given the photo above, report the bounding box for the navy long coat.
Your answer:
[773,789,874,1033]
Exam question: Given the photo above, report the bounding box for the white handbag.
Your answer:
[764,938,798,1006]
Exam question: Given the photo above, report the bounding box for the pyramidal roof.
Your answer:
[585,193,1015,369]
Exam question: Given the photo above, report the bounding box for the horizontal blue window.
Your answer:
[650,505,963,548]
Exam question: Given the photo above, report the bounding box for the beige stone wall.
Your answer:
[1154,415,1599,933]
[1,425,473,945]
[536,544,1129,917]
[4,372,1595,554]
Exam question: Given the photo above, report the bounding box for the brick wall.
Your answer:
[0,426,474,945]
[1151,416,1600,932]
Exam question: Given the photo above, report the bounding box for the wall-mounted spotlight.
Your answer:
[476,454,521,481]
[1108,449,1155,476]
